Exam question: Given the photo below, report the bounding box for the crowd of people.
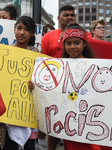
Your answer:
[0,3,111,150]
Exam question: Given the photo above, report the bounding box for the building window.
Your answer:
[85,2,90,5]
[106,4,111,7]
[106,30,111,32]
[92,2,96,5]
[99,9,104,13]
[85,16,90,21]
[106,10,110,14]
[79,16,83,21]
[72,0,77,1]
[75,9,77,14]
[106,35,111,38]
[85,23,90,27]
[99,16,103,20]
[92,16,96,20]
[106,0,110,1]
[85,8,90,13]
[79,3,83,6]
[66,0,71,2]
[79,8,83,13]
[106,24,111,27]
[106,17,110,22]
[72,4,77,7]
[92,8,96,13]
[99,3,103,6]
[60,2,65,4]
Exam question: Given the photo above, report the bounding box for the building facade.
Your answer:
[59,0,112,41]
[0,0,55,26]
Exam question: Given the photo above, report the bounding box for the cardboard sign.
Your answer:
[0,44,47,128]
[32,57,112,147]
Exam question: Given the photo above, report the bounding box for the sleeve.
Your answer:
[41,36,48,55]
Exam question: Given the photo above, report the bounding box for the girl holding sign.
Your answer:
[62,22,111,150]
[2,15,38,150]
[29,22,111,150]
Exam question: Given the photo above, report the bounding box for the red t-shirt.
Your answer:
[63,140,101,150]
[63,140,112,150]
[41,29,63,58]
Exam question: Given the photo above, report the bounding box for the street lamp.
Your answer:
[33,0,41,24]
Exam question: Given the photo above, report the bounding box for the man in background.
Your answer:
[42,24,55,36]
[41,5,76,58]
[90,19,106,40]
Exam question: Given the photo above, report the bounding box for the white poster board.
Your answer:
[0,19,42,46]
[32,57,112,147]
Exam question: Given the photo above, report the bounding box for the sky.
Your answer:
[42,0,59,29]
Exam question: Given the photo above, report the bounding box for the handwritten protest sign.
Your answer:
[0,44,47,129]
[32,57,112,147]
[0,19,42,46]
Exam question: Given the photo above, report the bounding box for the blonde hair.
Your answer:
[42,61,61,70]
[90,19,106,32]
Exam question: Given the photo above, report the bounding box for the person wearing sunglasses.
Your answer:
[90,19,106,40]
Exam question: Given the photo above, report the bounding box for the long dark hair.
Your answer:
[62,22,94,58]
[15,15,36,46]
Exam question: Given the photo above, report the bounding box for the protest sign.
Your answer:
[32,57,112,147]
[0,19,42,46]
[0,44,47,129]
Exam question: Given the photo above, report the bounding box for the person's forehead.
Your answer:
[61,10,75,15]
[16,22,27,27]
[65,36,82,41]
[96,23,104,27]
[0,10,9,16]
